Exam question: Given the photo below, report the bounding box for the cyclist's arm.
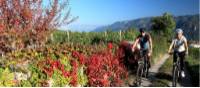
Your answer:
[149,35,153,53]
[184,38,188,54]
[132,38,139,50]
[168,40,174,53]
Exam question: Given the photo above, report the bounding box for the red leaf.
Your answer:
[108,42,113,49]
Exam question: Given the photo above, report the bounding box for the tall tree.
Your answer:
[0,0,77,51]
[0,0,77,32]
[151,13,176,37]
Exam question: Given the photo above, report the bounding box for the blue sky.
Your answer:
[63,0,199,31]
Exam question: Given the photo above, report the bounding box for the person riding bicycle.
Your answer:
[132,28,153,68]
[168,28,188,78]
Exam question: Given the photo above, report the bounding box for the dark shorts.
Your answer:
[173,51,186,70]
[140,49,150,59]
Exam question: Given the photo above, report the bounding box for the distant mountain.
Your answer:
[61,24,100,32]
[93,17,152,32]
[175,14,199,41]
[93,14,199,40]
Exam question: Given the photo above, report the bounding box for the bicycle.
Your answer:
[169,52,181,87]
[135,50,149,86]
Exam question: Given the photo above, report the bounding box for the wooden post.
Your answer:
[119,30,122,41]
[105,31,107,41]
[50,33,54,43]
[67,30,69,42]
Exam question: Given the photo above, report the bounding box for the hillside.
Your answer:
[93,17,152,32]
[93,14,199,41]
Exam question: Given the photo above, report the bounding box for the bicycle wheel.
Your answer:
[144,63,149,78]
[177,59,181,80]
[136,64,144,86]
[143,56,149,78]
[172,65,178,87]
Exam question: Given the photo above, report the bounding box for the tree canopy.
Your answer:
[151,13,176,37]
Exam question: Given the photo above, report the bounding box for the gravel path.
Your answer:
[125,53,193,87]
[141,54,170,87]
[124,54,170,87]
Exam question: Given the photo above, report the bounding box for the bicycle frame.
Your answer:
[138,50,148,65]
[140,50,149,77]
[172,53,181,87]
[135,50,149,86]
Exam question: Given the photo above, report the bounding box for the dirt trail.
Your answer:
[126,53,193,87]
[141,54,170,87]
[125,54,170,87]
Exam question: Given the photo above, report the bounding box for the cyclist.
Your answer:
[168,28,188,78]
[132,28,153,69]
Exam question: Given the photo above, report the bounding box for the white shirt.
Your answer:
[172,36,187,52]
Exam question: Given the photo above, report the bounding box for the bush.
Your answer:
[0,68,16,87]
[86,46,128,87]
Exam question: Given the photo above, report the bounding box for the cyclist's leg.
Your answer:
[172,52,178,86]
[179,51,186,71]
[143,50,148,66]
[143,50,151,68]
[173,52,178,64]
[146,50,151,68]
[143,50,150,77]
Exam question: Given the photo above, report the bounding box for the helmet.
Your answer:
[176,28,183,34]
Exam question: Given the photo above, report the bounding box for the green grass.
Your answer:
[151,32,169,65]
[50,29,139,45]
[152,57,173,87]
[150,79,171,87]
[185,48,200,86]
[159,56,173,75]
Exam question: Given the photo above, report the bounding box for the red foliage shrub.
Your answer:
[0,0,78,51]
[41,56,81,86]
[118,40,140,66]
[62,70,70,78]
[70,74,78,86]
[0,23,5,32]
[72,51,85,65]
[41,58,71,78]
[0,0,77,32]
[86,47,128,87]
[39,44,129,87]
